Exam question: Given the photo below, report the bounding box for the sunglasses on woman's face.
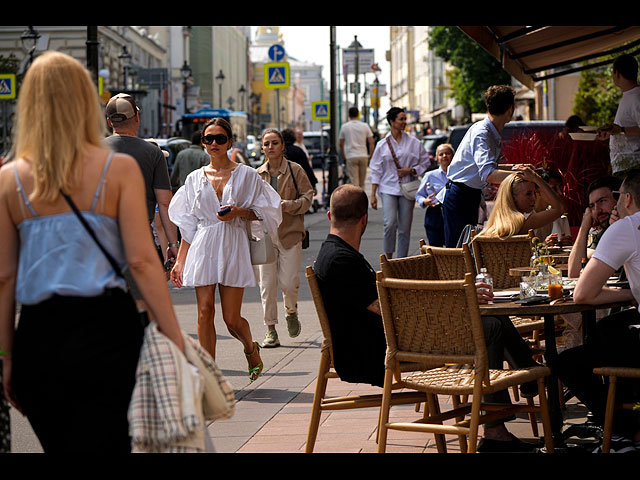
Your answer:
[202,133,229,145]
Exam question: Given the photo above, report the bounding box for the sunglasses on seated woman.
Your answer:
[202,133,229,145]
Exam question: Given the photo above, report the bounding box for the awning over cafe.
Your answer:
[459,26,640,89]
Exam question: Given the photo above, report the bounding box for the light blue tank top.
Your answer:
[14,153,128,305]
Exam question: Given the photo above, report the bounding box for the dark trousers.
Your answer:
[482,315,537,426]
[12,289,144,453]
[442,182,481,248]
[557,308,640,436]
[424,205,445,248]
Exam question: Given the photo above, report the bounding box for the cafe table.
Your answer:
[478,292,630,451]
[509,264,569,277]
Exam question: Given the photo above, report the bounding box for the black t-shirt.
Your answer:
[314,234,386,387]
[285,144,317,187]
[105,135,171,222]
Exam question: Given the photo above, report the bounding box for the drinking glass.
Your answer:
[520,276,537,299]
[548,272,563,300]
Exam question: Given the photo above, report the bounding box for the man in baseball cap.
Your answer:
[106,93,140,123]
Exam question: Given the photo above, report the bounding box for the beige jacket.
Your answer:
[257,159,313,249]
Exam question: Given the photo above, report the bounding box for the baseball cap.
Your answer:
[106,93,139,123]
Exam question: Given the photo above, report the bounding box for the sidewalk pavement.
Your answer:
[9,170,597,453]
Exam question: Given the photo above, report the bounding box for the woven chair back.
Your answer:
[421,244,476,280]
[376,272,488,374]
[470,232,533,289]
[379,253,438,281]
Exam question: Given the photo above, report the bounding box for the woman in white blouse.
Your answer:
[169,118,282,382]
[369,107,430,258]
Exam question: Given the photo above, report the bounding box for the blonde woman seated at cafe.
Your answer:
[478,167,566,239]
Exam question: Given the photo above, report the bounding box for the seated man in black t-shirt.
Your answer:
[314,184,386,387]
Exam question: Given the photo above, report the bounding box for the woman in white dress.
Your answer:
[169,118,282,382]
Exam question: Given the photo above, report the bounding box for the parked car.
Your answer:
[422,133,449,170]
[245,134,263,168]
[147,137,191,174]
[303,131,330,169]
[446,120,566,154]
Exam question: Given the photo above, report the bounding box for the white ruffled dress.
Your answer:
[168,164,282,288]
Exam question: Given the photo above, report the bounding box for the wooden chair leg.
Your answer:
[427,393,447,453]
[537,377,554,453]
[526,397,539,437]
[452,395,468,453]
[601,376,618,454]
[377,369,394,453]
[305,354,330,453]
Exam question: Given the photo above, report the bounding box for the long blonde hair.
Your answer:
[12,51,107,202]
[479,173,531,239]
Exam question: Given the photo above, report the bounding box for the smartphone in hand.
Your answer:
[218,206,231,216]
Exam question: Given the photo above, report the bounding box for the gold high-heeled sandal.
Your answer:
[246,341,263,382]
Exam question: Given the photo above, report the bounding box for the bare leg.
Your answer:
[195,285,217,359]
[219,284,262,380]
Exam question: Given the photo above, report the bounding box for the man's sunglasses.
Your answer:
[202,134,229,145]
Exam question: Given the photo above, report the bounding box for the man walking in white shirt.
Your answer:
[339,107,374,189]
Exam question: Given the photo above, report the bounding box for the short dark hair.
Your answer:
[621,170,640,207]
[348,107,359,118]
[613,54,638,82]
[535,168,562,184]
[565,115,585,129]
[484,85,515,116]
[329,184,368,227]
[282,128,296,145]
[587,176,622,197]
[386,107,405,125]
[191,130,202,145]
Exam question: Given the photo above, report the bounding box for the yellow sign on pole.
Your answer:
[0,74,16,100]
[264,62,290,89]
[312,101,330,121]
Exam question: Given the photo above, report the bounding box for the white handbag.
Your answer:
[246,220,276,265]
[386,136,420,201]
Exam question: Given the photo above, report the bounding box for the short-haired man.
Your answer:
[442,85,522,247]
[314,184,386,387]
[568,176,622,278]
[597,54,640,179]
[104,94,179,304]
[170,130,210,189]
[339,107,375,189]
[558,171,640,448]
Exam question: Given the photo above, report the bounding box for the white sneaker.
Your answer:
[262,329,280,348]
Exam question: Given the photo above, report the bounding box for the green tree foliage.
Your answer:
[428,26,512,118]
[573,63,622,126]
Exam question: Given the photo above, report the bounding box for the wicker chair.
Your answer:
[592,367,640,453]
[375,272,554,453]
[304,265,426,453]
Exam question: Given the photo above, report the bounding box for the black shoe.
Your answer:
[520,380,539,398]
[477,433,536,453]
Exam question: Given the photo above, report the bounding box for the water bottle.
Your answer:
[475,267,494,304]
[426,182,439,205]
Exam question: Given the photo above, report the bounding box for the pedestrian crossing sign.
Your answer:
[264,62,289,89]
[312,101,330,121]
[0,74,16,100]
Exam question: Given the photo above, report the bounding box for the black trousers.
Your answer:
[557,308,640,436]
[12,289,144,453]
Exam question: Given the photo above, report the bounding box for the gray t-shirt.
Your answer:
[105,135,171,222]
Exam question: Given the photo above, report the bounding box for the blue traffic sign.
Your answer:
[264,62,290,89]
[268,44,286,62]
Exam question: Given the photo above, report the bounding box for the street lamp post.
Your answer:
[180,61,192,114]
[118,45,132,90]
[348,36,362,111]
[20,26,40,68]
[238,85,246,113]
[216,70,225,109]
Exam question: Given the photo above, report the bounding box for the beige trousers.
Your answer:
[258,235,303,326]
[346,156,369,189]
